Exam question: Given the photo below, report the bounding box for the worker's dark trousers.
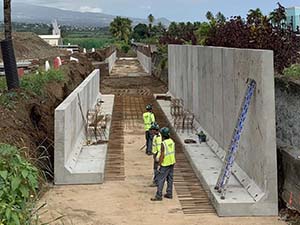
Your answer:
[145,131,153,154]
[156,165,174,198]
[153,154,159,184]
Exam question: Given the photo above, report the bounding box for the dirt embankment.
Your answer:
[0,54,93,171]
[0,32,62,62]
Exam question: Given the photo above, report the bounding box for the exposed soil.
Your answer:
[0,32,62,62]
[0,54,94,173]
[101,59,167,94]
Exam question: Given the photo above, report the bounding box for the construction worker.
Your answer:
[151,127,176,201]
[143,104,155,155]
[149,122,162,187]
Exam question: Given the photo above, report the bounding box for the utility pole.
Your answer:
[1,0,20,90]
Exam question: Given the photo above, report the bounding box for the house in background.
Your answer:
[286,6,300,32]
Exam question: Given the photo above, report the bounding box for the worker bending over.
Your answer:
[151,127,176,201]
[149,122,162,187]
[143,104,155,155]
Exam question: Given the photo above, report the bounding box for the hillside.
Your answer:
[0,3,170,27]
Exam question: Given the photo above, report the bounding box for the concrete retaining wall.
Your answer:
[168,45,278,215]
[54,69,100,184]
[137,50,151,74]
[105,51,117,73]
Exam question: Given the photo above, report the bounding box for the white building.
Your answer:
[39,20,62,46]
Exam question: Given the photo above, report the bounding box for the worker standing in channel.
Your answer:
[151,127,176,201]
[149,122,162,187]
[143,104,155,155]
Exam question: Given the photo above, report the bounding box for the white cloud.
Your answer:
[79,6,103,13]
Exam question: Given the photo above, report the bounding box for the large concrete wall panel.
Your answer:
[212,48,224,146]
[105,51,117,73]
[222,48,236,150]
[137,51,151,74]
[55,70,100,184]
[168,45,277,215]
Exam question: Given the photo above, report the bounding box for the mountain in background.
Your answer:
[0,2,170,27]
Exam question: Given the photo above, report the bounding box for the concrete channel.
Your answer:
[44,54,285,224]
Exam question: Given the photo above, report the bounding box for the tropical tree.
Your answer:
[109,16,132,43]
[247,8,264,24]
[216,12,226,24]
[205,11,217,27]
[152,22,166,37]
[148,14,155,36]
[206,11,214,21]
[196,22,211,45]
[2,0,19,90]
[269,2,287,28]
[132,23,148,40]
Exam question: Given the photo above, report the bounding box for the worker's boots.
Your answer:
[150,196,162,201]
[164,194,172,199]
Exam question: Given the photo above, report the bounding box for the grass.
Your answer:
[21,69,64,96]
[283,64,300,78]
[0,69,65,109]
[63,37,115,50]
[0,77,6,90]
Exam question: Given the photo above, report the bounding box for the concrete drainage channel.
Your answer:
[103,91,215,215]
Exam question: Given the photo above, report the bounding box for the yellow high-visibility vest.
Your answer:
[160,138,176,167]
[143,112,155,131]
[152,133,162,154]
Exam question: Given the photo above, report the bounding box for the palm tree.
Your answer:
[269,3,287,28]
[206,11,214,21]
[109,16,132,43]
[216,12,226,24]
[205,11,216,27]
[148,14,155,37]
[2,0,19,90]
[247,8,263,24]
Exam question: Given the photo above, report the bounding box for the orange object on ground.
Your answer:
[53,57,60,69]
[18,68,24,77]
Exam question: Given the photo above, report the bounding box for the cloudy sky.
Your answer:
[15,0,300,21]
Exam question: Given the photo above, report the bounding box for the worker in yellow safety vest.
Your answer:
[143,104,155,155]
[149,122,162,187]
[151,127,176,201]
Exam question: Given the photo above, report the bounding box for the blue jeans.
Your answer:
[156,165,174,198]
[153,154,159,184]
[145,131,153,154]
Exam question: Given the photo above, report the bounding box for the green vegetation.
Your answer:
[62,26,114,49]
[20,69,64,96]
[0,77,6,90]
[132,23,148,40]
[109,16,132,43]
[0,69,65,109]
[0,144,39,225]
[63,37,115,50]
[283,64,300,78]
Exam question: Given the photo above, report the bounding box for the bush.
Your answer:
[0,70,64,109]
[121,44,130,53]
[20,69,64,96]
[283,64,300,78]
[205,6,300,73]
[0,144,39,225]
